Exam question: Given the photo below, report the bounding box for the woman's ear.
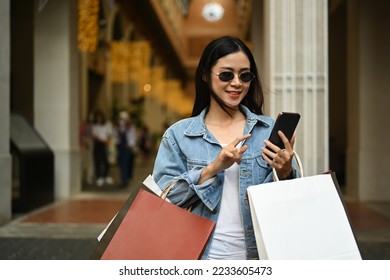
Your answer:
[202,74,207,82]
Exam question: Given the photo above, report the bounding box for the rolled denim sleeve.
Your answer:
[153,133,222,211]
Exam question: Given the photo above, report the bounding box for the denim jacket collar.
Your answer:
[184,105,270,140]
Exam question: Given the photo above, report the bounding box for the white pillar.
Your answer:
[34,0,81,199]
[260,0,329,176]
[0,0,11,224]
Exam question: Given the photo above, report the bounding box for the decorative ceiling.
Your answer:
[118,0,253,83]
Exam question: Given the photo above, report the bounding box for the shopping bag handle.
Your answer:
[160,181,193,212]
[272,150,304,181]
[160,181,177,200]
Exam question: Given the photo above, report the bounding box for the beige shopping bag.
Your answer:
[248,163,361,259]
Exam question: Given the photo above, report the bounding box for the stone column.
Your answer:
[259,0,329,176]
[0,0,11,225]
[34,0,80,198]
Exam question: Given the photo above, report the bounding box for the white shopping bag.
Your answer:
[247,173,362,260]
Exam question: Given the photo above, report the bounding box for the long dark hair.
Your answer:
[191,36,264,117]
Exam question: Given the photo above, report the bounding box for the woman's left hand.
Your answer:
[262,131,295,180]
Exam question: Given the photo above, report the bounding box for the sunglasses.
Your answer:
[212,71,255,83]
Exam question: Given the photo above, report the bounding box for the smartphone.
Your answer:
[268,112,300,150]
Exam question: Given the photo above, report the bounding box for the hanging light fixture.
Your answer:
[78,0,99,53]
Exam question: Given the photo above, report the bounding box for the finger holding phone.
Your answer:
[262,112,300,180]
[262,131,295,179]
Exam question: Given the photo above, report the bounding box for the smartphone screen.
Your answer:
[268,112,300,150]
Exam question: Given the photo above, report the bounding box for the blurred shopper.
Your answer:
[114,111,137,187]
[92,110,113,187]
[127,116,137,183]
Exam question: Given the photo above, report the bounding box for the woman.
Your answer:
[152,36,299,260]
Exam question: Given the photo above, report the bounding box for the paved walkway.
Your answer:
[1,157,390,260]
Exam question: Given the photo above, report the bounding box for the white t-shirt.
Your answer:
[208,145,246,260]
[92,121,112,142]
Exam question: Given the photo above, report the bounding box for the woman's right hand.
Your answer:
[198,134,251,184]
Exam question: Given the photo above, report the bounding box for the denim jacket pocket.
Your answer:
[240,152,271,184]
[254,153,269,169]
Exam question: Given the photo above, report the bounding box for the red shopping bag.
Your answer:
[92,186,215,260]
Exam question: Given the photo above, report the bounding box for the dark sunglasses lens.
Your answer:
[218,72,234,82]
[217,71,254,82]
[240,72,255,82]
[218,72,234,81]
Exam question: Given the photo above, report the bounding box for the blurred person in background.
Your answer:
[114,111,137,187]
[92,109,114,187]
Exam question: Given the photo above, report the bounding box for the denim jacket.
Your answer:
[152,105,299,260]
